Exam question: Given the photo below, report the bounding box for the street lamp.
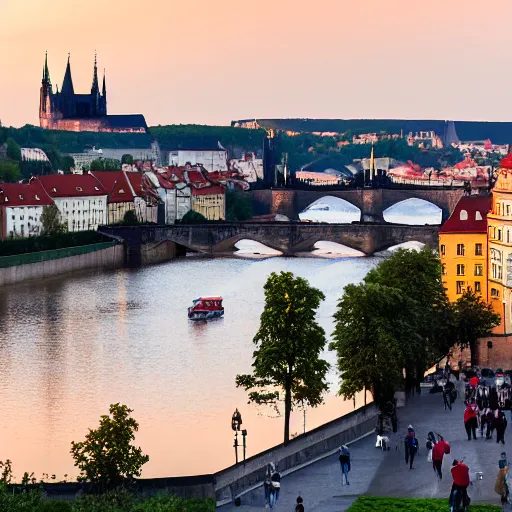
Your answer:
[231,409,247,464]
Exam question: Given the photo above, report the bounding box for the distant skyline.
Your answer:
[2,0,512,128]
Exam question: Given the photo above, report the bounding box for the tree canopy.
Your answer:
[236,271,329,443]
[454,289,500,366]
[70,403,149,488]
[41,204,66,236]
[226,189,253,221]
[180,210,208,224]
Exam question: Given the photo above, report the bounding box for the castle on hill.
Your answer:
[39,53,148,133]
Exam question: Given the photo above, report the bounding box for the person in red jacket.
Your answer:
[469,375,479,388]
[464,402,478,441]
[432,435,450,480]
[450,460,471,509]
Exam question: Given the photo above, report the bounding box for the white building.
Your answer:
[38,174,108,232]
[229,153,263,183]
[168,145,228,173]
[149,168,192,224]
[21,148,50,162]
[0,181,54,239]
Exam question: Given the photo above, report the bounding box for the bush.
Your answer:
[347,496,500,512]
[122,210,139,226]
[180,210,208,224]
[0,231,112,257]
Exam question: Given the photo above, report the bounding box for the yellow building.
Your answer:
[487,156,512,334]
[439,195,491,303]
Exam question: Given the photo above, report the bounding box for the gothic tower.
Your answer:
[39,52,54,128]
[60,54,76,117]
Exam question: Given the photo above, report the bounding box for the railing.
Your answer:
[0,242,118,269]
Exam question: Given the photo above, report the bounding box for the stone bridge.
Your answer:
[250,188,465,222]
[100,222,440,263]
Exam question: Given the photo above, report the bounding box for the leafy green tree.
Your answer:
[121,154,134,165]
[364,248,454,392]
[454,290,500,366]
[226,189,252,221]
[89,159,104,171]
[61,155,75,173]
[180,210,208,224]
[0,159,22,182]
[236,271,329,444]
[5,138,21,161]
[41,204,66,235]
[70,403,149,488]
[104,159,121,170]
[122,210,139,226]
[330,282,416,410]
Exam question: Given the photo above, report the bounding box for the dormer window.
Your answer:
[460,209,468,220]
[76,187,83,192]
[476,211,483,221]
[18,195,23,200]
[5,197,8,203]
[94,186,99,191]
[35,195,40,200]
[119,189,125,194]
[52,188,57,193]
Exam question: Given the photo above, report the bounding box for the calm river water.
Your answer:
[0,250,381,479]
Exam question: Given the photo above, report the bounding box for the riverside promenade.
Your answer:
[221,380,506,511]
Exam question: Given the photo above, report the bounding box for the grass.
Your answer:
[347,496,501,512]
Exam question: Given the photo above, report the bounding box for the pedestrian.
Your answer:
[404,425,418,470]
[487,409,496,440]
[496,410,508,445]
[432,434,450,480]
[464,402,478,441]
[426,431,436,462]
[295,496,304,512]
[338,445,351,485]
[443,380,455,411]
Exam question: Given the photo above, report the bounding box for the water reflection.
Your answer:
[0,257,378,478]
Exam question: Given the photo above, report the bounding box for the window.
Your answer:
[76,187,83,192]
[456,281,465,294]
[498,229,503,241]
[491,288,500,297]
[457,264,465,276]
[35,195,40,201]
[475,281,481,293]
[442,264,446,276]
[492,263,503,280]
[457,244,465,256]
[475,243,483,256]
[508,205,511,217]
[476,211,483,221]
[460,209,468,220]
[475,264,483,276]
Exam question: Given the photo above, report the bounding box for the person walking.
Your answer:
[295,496,305,512]
[338,445,351,485]
[464,402,478,441]
[444,380,456,411]
[404,425,418,470]
[426,431,437,462]
[487,409,496,440]
[268,463,281,508]
[496,410,508,445]
[432,435,450,480]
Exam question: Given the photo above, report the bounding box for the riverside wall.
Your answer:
[214,403,378,505]
[0,243,124,286]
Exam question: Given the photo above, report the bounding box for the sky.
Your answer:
[1,0,512,128]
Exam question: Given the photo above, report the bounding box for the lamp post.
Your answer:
[231,408,247,464]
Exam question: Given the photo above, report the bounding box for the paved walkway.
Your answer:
[220,381,510,511]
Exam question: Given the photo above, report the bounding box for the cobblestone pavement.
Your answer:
[220,380,509,511]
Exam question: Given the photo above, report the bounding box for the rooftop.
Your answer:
[38,174,107,198]
[0,181,53,207]
[439,195,491,234]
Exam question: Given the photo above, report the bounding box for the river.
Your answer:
[0,250,382,479]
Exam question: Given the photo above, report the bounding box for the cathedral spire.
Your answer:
[61,53,75,97]
[102,69,106,96]
[91,51,99,94]
[43,51,51,83]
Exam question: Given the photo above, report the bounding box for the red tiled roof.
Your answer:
[38,174,107,197]
[91,171,135,203]
[501,153,512,170]
[0,181,53,207]
[439,195,491,234]
[125,172,160,202]
[192,186,224,195]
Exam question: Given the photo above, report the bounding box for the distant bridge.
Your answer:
[100,222,440,264]
[250,188,465,222]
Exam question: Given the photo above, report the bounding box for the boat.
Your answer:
[188,296,224,321]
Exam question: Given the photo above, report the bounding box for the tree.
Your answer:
[61,155,75,173]
[122,210,139,226]
[236,271,329,444]
[0,159,22,182]
[226,189,253,221]
[180,210,208,224]
[5,138,21,161]
[330,282,417,410]
[121,154,134,165]
[41,204,66,235]
[454,290,500,366]
[90,159,104,171]
[364,248,454,392]
[70,403,149,488]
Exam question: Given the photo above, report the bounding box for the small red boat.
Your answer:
[188,296,224,320]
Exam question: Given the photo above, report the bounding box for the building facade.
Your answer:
[39,53,147,133]
[37,175,108,231]
[0,181,53,239]
[439,196,491,303]
[169,148,228,173]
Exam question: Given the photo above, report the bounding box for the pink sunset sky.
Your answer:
[1,0,511,128]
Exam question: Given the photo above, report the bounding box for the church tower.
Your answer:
[39,52,54,128]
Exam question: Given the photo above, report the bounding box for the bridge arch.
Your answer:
[299,196,361,223]
[213,234,287,254]
[383,198,442,225]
